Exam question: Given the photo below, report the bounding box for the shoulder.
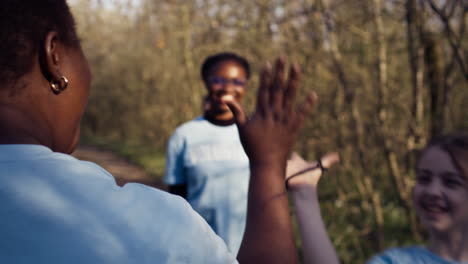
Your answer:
[120,184,237,262]
[168,117,211,145]
[0,145,115,183]
[367,246,433,264]
[47,152,115,181]
[173,116,208,135]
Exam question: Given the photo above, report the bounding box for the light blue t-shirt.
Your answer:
[164,116,250,255]
[0,144,237,264]
[368,246,466,264]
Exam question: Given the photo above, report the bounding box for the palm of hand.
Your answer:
[286,152,340,188]
[223,57,316,166]
[239,115,298,165]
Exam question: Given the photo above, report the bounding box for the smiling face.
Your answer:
[204,60,247,120]
[413,146,468,233]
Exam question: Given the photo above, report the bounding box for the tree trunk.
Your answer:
[423,34,445,138]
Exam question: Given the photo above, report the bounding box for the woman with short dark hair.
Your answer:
[0,1,315,263]
[165,52,251,254]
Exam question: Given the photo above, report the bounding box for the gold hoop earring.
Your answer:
[50,76,69,94]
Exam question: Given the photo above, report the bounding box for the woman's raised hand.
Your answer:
[222,57,317,167]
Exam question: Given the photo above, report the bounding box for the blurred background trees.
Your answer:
[70,0,467,262]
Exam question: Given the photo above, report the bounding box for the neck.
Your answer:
[0,104,52,147]
[204,110,235,126]
[428,226,468,262]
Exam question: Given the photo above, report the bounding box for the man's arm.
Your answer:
[224,57,316,264]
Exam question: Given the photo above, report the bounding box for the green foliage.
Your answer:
[80,136,166,178]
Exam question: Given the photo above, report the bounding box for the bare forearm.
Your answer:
[237,162,298,264]
[292,186,340,264]
[229,57,315,264]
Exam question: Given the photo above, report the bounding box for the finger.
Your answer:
[290,152,308,164]
[320,152,340,169]
[283,63,300,115]
[286,159,297,179]
[271,57,286,116]
[289,152,301,160]
[295,91,318,127]
[256,62,272,116]
[223,95,247,125]
[287,155,306,174]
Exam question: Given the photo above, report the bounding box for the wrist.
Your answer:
[250,158,286,171]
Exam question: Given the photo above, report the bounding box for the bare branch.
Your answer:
[426,0,468,80]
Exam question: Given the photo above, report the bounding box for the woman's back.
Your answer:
[0,144,236,263]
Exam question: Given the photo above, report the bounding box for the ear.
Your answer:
[39,31,62,84]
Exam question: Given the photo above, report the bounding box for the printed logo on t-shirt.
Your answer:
[186,143,248,165]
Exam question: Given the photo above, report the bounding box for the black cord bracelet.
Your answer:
[285,159,327,190]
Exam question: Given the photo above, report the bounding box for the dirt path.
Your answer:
[72,145,166,190]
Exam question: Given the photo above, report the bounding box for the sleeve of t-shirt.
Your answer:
[164,129,187,185]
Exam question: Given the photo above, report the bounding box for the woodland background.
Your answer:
[69,0,467,262]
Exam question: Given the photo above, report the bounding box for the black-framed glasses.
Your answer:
[208,77,247,87]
